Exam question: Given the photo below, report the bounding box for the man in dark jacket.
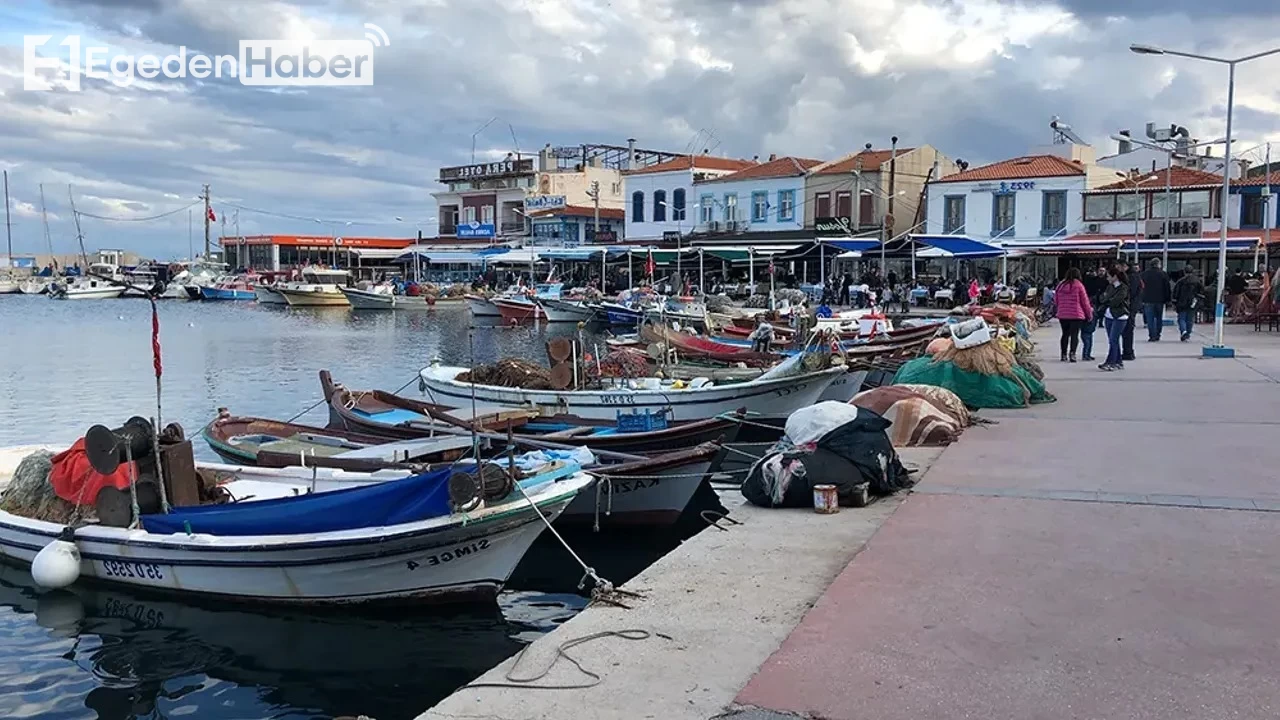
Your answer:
[1172,264,1204,342]
[1120,260,1142,361]
[1140,259,1172,341]
[1080,266,1108,361]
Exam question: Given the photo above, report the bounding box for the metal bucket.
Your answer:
[813,484,839,514]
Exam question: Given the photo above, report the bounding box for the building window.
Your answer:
[1041,191,1066,235]
[482,205,494,225]
[1242,193,1267,227]
[943,195,965,233]
[992,193,1015,235]
[724,194,738,222]
[464,206,476,223]
[752,191,768,222]
[1116,193,1144,221]
[835,191,852,220]
[654,190,667,222]
[1180,190,1212,218]
[815,192,831,218]
[632,191,645,223]
[778,190,795,221]
[700,194,714,223]
[1084,194,1116,221]
[673,188,686,221]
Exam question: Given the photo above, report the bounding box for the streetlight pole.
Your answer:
[1132,42,1280,357]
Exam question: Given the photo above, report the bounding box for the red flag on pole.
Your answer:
[207,206,216,222]
[768,255,776,276]
[645,249,656,279]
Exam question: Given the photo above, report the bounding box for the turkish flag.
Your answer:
[645,249,655,278]
[207,206,216,222]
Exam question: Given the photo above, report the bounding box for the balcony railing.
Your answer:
[501,222,528,234]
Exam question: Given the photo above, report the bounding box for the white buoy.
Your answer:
[31,529,80,590]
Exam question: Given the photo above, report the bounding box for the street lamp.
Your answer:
[1109,134,1226,267]
[861,188,907,279]
[1131,41,1280,357]
[1127,175,1158,264]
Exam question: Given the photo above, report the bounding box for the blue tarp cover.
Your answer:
[826,239,880,253]
[910,235,1004,258]
[140,467,453,536]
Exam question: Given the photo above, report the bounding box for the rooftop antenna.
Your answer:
[471,116,497,162]
[1050,116,1087,145]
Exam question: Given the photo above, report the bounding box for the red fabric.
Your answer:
[1054,279,1093,321]
[49,438,135,505]
[151,302,163,378]
[207,206,216,222]
[645,250,655,278]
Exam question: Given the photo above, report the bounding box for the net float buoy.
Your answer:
[32,527,81,590]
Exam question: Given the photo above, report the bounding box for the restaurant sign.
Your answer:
[814,216,854,236]
[524,195,566,211]
[456,222,496,239]
[439,158,534,181]
[1145,218,1202,240]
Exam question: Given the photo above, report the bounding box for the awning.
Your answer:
[627,248,694,263]
[1119,238,1257,253]
[909,234,1005,258]
[489,248,541,264]
[696,245,801,263]
[539,248,603,260]
[351,248,414,260]
[825,239,880,253]
[420,251,488,264]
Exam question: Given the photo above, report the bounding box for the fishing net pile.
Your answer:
[585,349,650,379]
[895,319,1054,409]
[439,284,469,298]
[0,450,81,524]
[743,288,809,309]
[703,294,735,312]
[456,359,554,389]
[852,385,975,446]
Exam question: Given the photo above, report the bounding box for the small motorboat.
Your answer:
[539,298,598,323]
[341,285,433,310]
[48,277,126,300]
[255,284,288,304]
[493,296,545,323]
[200,276,257,301]
[202,414,476,471]
[465,294,500,317]
[276,268,351,307]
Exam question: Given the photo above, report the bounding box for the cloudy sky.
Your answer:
[1,0,1279,259]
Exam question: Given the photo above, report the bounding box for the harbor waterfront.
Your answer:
[0,296,669,720]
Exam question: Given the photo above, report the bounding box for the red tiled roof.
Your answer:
[528,204,625,220]
[624,155,757,176]
[697,156,824,183]
[1234,171,1280,187]
[1090,166,1224,193]
[814,148,916,176]
[933,154,1086,183]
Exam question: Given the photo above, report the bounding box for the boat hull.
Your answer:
[494,298,544,322]
[254,286,288,305]
[200,286,256,301]
[0,474,589,605]
[540,299,596,323]
[561,458,713,526]
[278,289,350,307]
[466,295,500,317]
[17,279,51,295]
[341,287,432,310]
[420,365,845,422]
[51,284,126,300]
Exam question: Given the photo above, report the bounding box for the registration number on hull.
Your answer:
[100,559,165,580]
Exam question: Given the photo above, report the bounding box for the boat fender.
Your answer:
[32,527,81,590]
[689,377,712,389]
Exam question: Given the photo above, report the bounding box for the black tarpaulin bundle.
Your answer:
[741,404,912,509]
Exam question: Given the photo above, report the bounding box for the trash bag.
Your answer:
[741,406,912,508]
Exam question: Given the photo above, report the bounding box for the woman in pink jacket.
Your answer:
[1055,267,1094,362]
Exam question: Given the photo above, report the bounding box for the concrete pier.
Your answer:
[422,320,1280,720]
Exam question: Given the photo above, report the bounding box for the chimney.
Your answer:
[627,138,636,170]
[1117,130,1132,155]
[768,153,777,161]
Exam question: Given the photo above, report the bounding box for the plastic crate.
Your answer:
[616,409,670,433]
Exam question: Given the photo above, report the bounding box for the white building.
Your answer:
[691,156,821,233]
[622,154,755,240]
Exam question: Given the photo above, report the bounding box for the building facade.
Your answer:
[805,145,952,236]
[691,156,820,234]
[527,206,625,246]
[622,154,756,241]
[223,235,416,271]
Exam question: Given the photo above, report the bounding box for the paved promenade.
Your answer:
[733,322,1280,720]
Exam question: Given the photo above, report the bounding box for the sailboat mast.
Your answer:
[39,184,53,259]
[3,170,11,265]
[67,185,89,268]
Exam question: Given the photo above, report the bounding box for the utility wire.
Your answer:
[75,201,201,222]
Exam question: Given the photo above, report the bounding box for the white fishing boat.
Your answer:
[0,462,593,605]
[277,268,351,307]
[182,259,229,300]
[48,276,126,300]
[540,298,597,323]
[254,283,287,305]
[0,275,20,294]
[419,362,846,422]
[467,283,563,319]
[18,277,52,295]
[341,285,432,310]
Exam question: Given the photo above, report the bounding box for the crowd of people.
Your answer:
[1053,259,1209,372]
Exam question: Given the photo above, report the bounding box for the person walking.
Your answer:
[1054,268,1093,362]
[1120,259,1141,361]
[1080,265,1107,361]
[1140,258,1172,341]
[1098,266,1132,371]
[1171,264,1204,342]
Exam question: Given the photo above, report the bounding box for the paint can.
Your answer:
[813,484,839,514]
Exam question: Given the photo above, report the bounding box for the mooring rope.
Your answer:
[462,629,654,691]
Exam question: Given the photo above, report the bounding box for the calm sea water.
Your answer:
[0,295,663,720]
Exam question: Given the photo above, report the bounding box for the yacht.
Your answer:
[275,268,351,307]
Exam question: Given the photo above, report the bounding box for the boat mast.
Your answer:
[3,170,11,267]
[67,185,90,268]
[39,184,53,262]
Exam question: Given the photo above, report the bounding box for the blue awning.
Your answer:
[825,239,880,253]
[909,234,1005,258]
[1121,239,1256,253]
[422,251,489,264]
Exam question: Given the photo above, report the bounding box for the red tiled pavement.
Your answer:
[734,325,1280,720]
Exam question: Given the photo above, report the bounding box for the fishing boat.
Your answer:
[598,301,645,326]
[341,285,432,310]
[200,275,257,301]
[276,268,351,307]
[48,276,126,300]
[0,458,594,605]
[465,294,501,317]
[254,282,288,305]
[318,371,740,453]
[0,274,20,294]
[468,284,563,320]
[17,277,51,295]
[202,414,476,471]
[540,298,597,323]
[181,259,229,299]
[120,265,164,298]
[419,362,847,422]
[493,296,545,322]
